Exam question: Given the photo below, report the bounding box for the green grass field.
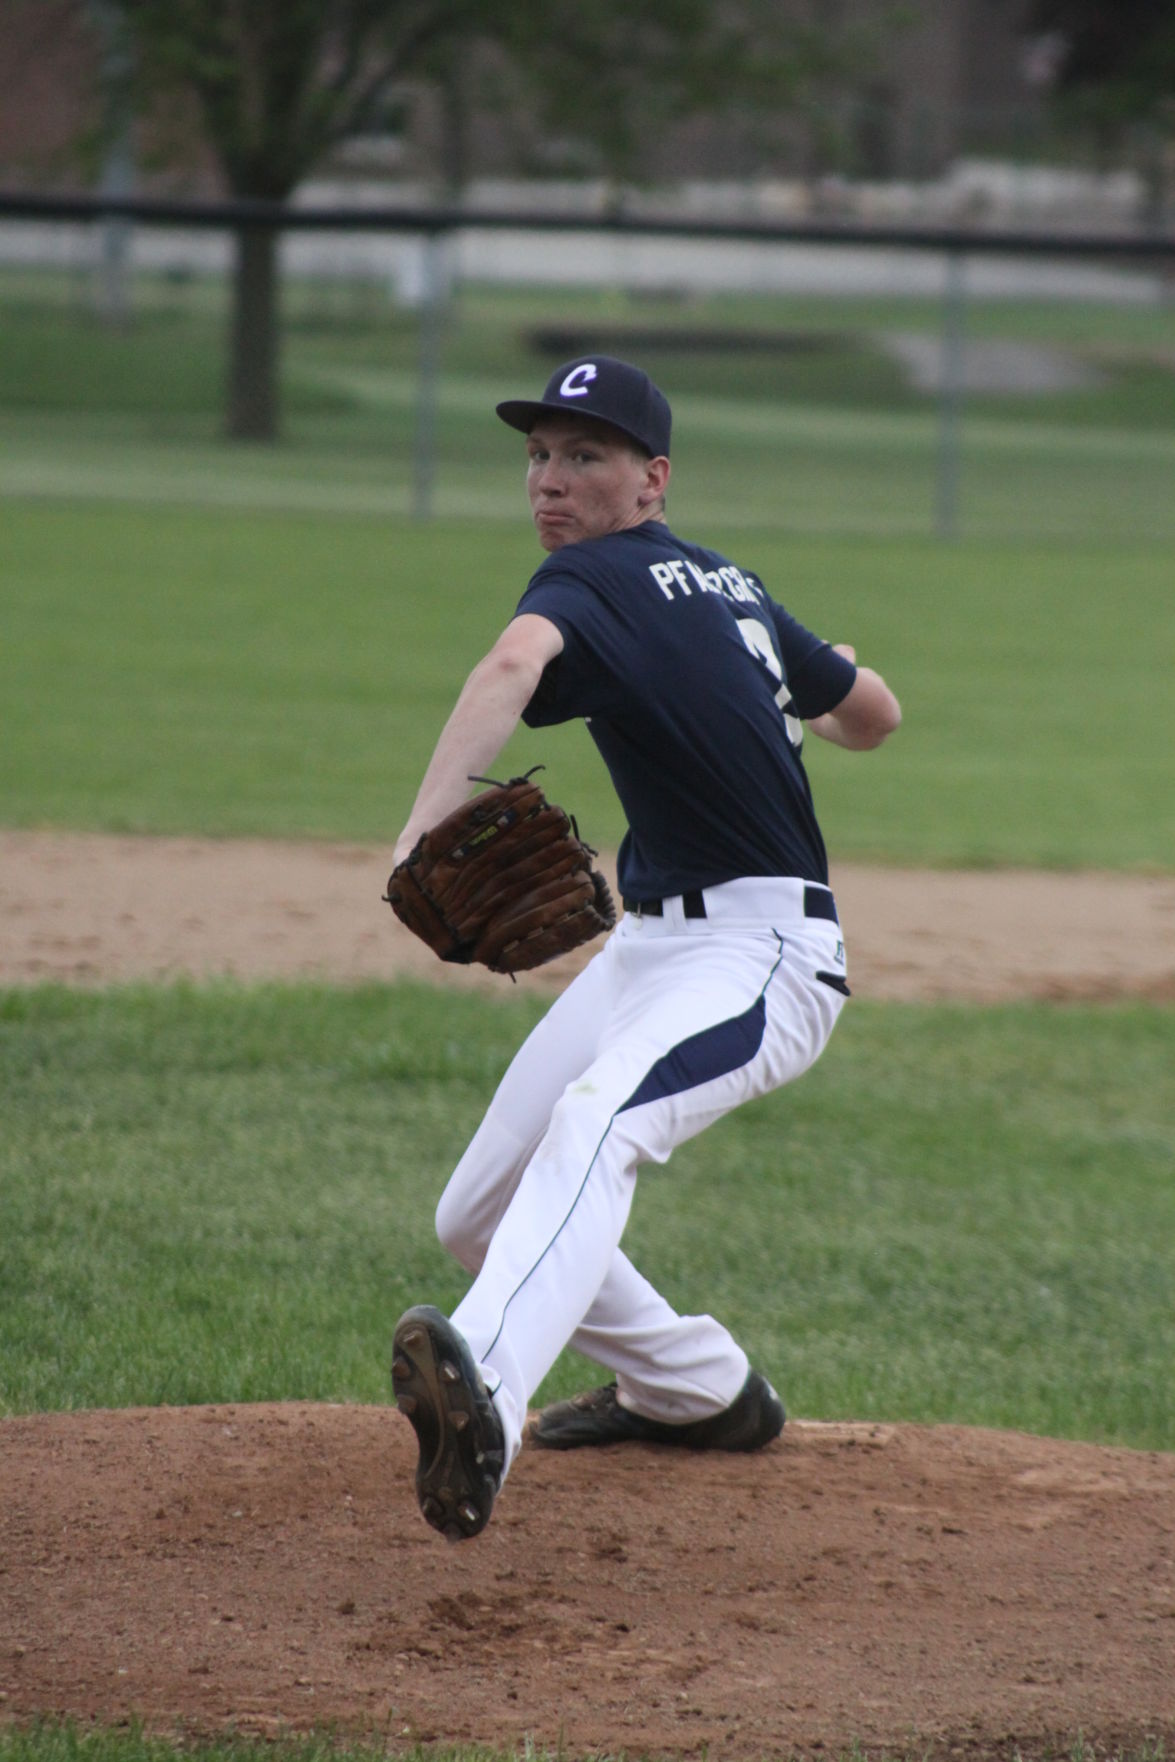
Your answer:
[1,1729,1169,1762]
[2,501,1173,866]
[2,982,1173,1446]
[3,272,1174,868]
[2,269,1173,1762]
[2,271,1175,541]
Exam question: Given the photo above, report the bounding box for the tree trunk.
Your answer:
[227,224,280,441]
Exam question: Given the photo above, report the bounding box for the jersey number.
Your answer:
[737,619,803,748]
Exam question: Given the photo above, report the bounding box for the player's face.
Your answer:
[525,416,667,550]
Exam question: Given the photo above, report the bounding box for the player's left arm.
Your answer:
[392,613,565,864]
[807,645,902,750]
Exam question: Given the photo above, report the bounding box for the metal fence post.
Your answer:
[412,229,449,522]
[91,0,136,326]
[935,247,967,541]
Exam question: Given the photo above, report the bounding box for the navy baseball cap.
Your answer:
[496,355,671,458]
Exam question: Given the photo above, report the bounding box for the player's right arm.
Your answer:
[807,645,902,750]
[392,613,564,864]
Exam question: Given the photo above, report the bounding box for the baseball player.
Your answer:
[391,355,901,1541]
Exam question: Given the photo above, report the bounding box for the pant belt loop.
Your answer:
[803,884,839,926]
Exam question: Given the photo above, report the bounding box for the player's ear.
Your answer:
[640,456,670,504]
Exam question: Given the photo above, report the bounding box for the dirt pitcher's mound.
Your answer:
[3,829,1175,1002]
[2,1404,1173,1759]
[3,835,1174,1756]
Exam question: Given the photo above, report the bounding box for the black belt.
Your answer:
[622,885,839,926]
[623,889,708,919]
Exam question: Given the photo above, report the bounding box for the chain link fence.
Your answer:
[1,193,1172,543]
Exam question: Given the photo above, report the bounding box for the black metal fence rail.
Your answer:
[2,188,1174,259]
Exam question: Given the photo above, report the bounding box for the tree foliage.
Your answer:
[1027,0,1175,131]
[117,0,484,200]
[106,0,895,439]
[480,2,891,186]
[114,0,894,198]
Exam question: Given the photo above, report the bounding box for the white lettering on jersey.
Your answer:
[559,363,597,399]
[737,618,804,748]
[721,566,758,603]
[647,556,766,606]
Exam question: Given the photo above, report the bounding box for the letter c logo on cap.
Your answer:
[559,364,597,399]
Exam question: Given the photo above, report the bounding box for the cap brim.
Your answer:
[495,398,656,456]
[495,398,551,435]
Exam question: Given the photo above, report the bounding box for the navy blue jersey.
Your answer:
[516,521,856,897]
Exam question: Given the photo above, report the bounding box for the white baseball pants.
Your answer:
[436,877,849,1475]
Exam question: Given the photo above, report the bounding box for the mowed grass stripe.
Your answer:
[1,983,1171,1450]
[3,500,1173,865]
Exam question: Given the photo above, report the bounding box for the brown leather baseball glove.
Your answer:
[384,771,616,976]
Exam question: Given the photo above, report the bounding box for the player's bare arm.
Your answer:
[392,613,565,865]
[807,644,902,750]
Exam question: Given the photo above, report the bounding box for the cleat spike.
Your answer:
[391,1356,411,1382]
[451,1410,470,1431]
[396,1393,417,1415]
[440,1360,461,1384]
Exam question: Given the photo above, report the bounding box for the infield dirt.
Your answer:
[1,831,1173,1759]
[3,829,1174,1002]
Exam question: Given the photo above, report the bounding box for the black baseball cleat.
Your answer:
[527,1369,785,1453]
[391,1305,505,1542]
